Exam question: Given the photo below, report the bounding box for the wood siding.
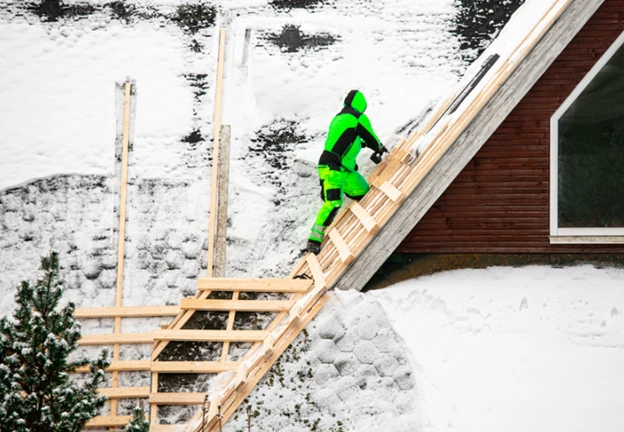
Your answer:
[398,0,624,254]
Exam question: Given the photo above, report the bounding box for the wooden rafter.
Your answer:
[74,306,180,318]
[197,278,312,292]
[180,299,293,312]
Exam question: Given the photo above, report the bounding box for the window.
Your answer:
[550,31,624,243]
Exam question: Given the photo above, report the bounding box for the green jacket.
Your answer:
[319,90,382,171]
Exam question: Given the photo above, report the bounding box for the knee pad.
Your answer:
[326,188,341,202]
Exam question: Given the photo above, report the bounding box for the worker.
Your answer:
[307,90,387,255]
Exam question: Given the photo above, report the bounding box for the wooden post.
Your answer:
[207,27,227,278]
[111,81,132,426]
[214,125,231,278]
[151,28,227,424]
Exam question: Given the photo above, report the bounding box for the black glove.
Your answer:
[370,152,382,164]
[370,144,387,164]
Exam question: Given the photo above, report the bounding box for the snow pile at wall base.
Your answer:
[373,265,624,432]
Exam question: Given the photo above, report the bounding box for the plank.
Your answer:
[74,306,180,318]
[350,202,379,233]
[220,289,238,364]
[99,386,150,399]
[75,360,151,373]
[305,253,326,289]
[262,333,275,356]
[112,80,132,421]
[207,27,227,278]
[116,80,131,308]
[180,299,293,312]
[150,426,186,432]
[197,278,311,293]
[150,371,159,425]
[151,361,239,373]
[149,392,206,405]
[78,333,154,345]
[373,158,403,186]
[85,416,133,428]
[378,181,404,203]
[327,229,354,264]
[153,329,266,343]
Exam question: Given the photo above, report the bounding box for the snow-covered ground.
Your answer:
[237,265,624,432]
[374,265,624,432]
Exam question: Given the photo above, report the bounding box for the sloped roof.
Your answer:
[336,0,605,291]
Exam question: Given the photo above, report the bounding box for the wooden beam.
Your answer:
[75,360,150,373]
[373,158,402,186]
[327,229,354,264]
[149,392,206,405]
[112,81,133,422]
[214,124,231,278]
[305,253,326,289]
[74,306,180,319]
[207,27,227,278]
[78,333,154,345]
[150,361,239,373]
[85,416,133,428]
[197,278,311,293]
[153,329,266,343]
[99,386,150,399]
[150,371,158,425]
[116,80,131,308]
[150,426,185,432]
[180,299,292,312]
[350,202,379,233]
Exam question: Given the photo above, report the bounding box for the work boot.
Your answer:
[306,239,321,255]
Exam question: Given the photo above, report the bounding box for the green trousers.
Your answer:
[309,165,369,243]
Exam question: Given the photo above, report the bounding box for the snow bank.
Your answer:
[372,265,624,432]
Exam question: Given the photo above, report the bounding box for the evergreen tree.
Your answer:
[0,251,110,432]
[124,405,150,432]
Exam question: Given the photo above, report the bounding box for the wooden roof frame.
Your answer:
[335,0,606,291]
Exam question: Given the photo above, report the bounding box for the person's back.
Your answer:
[307,90,387,255]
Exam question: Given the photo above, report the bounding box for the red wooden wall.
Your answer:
[398,0,624,253]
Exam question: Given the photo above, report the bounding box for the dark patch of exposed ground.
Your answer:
[266,24,339,53]
[248,119,311,207]
[270,0,326,11]
[250,119,308,172]
[169,2,216,34]
[452,0,526,63]
[22,0,216,35]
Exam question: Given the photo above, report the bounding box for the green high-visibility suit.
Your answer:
[309,90,382,244]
